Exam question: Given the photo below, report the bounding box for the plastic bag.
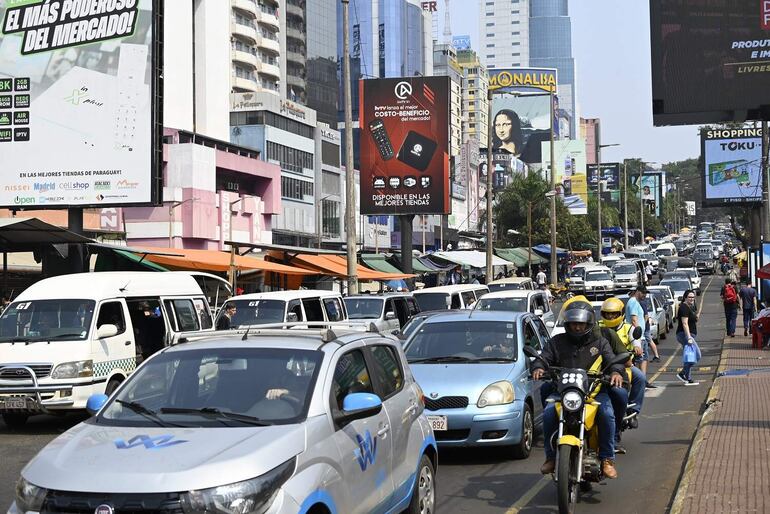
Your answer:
[683,341,700,364]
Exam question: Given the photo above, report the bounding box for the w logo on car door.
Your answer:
[354,430,378,471]
[114,435,188,450]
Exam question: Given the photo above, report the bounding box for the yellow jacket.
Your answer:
[598,320,635,353]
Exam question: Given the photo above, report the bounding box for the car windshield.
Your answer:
[344,298,384,319]
[405,321,518,362]
[0,299,95,342]
[586,271,612,281]
[98,347,322,427]
[488,283,523,292]
[614,264,637,275]
[661,280,690,293]
[414,293,450,311]
[227,299,286,327]
[475,297,528,312]
[570,268,585,278]
[651,288,673,300]
[682,270,697,278]
[656,248,674,256]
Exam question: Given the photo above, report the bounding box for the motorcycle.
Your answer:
[525,345,634,514]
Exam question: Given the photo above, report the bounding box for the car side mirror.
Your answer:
[631,326,643,340]
[385,311,397,321]
[96,324,119,339]
[534,309,544,317]
[86,393,109,415]
[335,393,383,426]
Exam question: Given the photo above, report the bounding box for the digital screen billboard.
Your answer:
[587,163,621,208]
[359,76,450,215]
[700,127,763,207]
[0,0,161,208]
[633,172,663,217]
[491,94,552,164]
[541,139,588,215]
[651,1,770,126]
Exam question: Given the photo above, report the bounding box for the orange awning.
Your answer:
[272,252,414,281]
[132,247,315,276]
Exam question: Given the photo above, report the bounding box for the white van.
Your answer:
[412,284,489,311]
[216,290,348,328]
[654,242,677,258]
[0,272,213,427]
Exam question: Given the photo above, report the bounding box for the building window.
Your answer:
[322,199,340,237]
[469,123,476,128]
[267,141,314,173]
[512,42,520,45]
[486,33,494,37]
[321,141,340,167]
[511,10,519,13]
[512,20,519,24]
[281,175,314,200]
[486,54,495,58]
[485,22,494,26]
[486,43,494,47]
[512,31,520,35]
[230,111,313,138]
[512,52,520,56]
[322,170,341,195]
[486,12,493,15]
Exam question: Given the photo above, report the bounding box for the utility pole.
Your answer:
[549,89,557,285]
[623,161,629,249]
[342,0,358,294]
[486,88,494,283]
[639,163,645,243]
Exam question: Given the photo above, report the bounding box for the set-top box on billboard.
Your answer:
[359,76,450,215]
[0,0,162,209]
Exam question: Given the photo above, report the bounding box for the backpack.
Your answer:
[724,285,738,305]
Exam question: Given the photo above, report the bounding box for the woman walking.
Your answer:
[676,289,701,386]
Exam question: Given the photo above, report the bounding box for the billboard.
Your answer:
[587,163,621,208]
[541,139,588,215]
[633,172,663,217]
[651,1,770,126]
[0,0,161,209]
[700,127,763,207]
[685,201,696,217]
[491,94,552,164]
[488,67,557,95]
[452,35,471,51]
[359,76,450,215]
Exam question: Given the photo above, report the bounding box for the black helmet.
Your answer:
[562,300,595,338]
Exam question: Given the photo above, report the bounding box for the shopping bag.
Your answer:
[683,343,698,364]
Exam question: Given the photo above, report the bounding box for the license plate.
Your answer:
[4,397,29,409]
[427,415,447,431]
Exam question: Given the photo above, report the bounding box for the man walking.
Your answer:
[626,285,650,382]
[720,278,739,337]
[536,267,547,287]
[739,280,757,337]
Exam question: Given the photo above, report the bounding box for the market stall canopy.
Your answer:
[130,246,315,275]
[495,247,547,267]
[429,250,514,268]
[570,249,593,258]
[0,218,93,249]
[361,254,405,275]
[278,252,414,280]
[532,244,569,259]
[757,262,770,280]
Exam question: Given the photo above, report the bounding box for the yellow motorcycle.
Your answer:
[525,346,633,514]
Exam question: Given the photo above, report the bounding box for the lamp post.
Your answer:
[596,144,619,258]
[341,0,358,295]
[623,161,629,249]
[228,196,251,290]
[167,198,198,248]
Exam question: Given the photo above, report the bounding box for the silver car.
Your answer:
[8,326,437,514]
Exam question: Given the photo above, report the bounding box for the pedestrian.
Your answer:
[446,266,462,285]
[471,274,480,285]
[676,289,700,386]
[0,294,9,315]
[216,302,237,330]
[720,278,739,337]
[536,267,547,287]
[625,285,651,385]
[739,280,757,336]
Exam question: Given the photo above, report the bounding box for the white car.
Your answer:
[677,268,702,295]
[612,260,642,291]
[582,266,615,299]
[475,290,555,330]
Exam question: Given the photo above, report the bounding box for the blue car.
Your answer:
[404,311,549,459]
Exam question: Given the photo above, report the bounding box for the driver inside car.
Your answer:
[532,299,625,479]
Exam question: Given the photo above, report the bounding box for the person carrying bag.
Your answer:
[676,289,701,386]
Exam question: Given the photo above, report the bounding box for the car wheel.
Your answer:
[406,454,436,514]
[511,403,533,459]
[2,413,29,429]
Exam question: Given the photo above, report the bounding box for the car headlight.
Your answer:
[180,458,295,514]
[562,391,583,412]
[51,360,93,379]
[15,477,48,512]
[477,380,514,407]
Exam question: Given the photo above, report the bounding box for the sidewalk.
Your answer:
[671,334,770,514]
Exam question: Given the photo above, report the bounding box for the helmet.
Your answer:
[562,299,595,338]
[601,297,625,328]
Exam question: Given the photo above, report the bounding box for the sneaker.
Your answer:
[685,380,699,386]
[652,356,661,362]
[645,382,657,389]
[676,372,687,384]
[615,444,627,455]
[745,329,749,336]
[627,415,639,430]
[541,459,556,474]
[602,459,618,479]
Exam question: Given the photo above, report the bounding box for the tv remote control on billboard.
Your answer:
[369,119,394,160]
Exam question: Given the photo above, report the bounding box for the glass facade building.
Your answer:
[306,0,339,126]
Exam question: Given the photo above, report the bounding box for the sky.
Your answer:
[446,0,701,165]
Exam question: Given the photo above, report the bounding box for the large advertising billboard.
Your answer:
[491,94,552,164]
[587,163,621,208]
[700,127,763,207]
[633,172,663,217]
[0,0,161,208]
[541,139,588,215]
[359,76,450,215]
[488,67,557,95]
[651,1,770,126]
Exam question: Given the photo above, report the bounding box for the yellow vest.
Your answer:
[598,320,634,352]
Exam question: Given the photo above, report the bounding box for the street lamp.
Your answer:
[341,0,358,295]
[167,198,199,248]
[596,144,619,258]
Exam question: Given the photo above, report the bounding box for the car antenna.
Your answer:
[241,326,251,341]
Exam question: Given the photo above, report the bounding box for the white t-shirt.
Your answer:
[536,271,546,285]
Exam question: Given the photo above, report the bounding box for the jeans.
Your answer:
[725,308,738,335]
[628,366,646,413]
[676,331,695,380]
[543,390,615,461]
[743,309,755,332]
[608,385,629,441]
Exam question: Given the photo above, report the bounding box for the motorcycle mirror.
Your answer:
[631,326,643,340]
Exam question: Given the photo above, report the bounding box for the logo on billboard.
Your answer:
[13,196,34,205]
[62,182,90,190]
[404,176,417,188]
[116,179,139,189]
[95,181,111,190]
[373,177,386,189]
[33,182,55,192]
[762,1,770,31]
[420,176,431,188]
[5,184,29,192]
[421,1,437,13]
[394,81,413,100]
[389,177,401,188]
[488,68,558,94]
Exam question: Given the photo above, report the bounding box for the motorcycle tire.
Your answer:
[557,444,579,514]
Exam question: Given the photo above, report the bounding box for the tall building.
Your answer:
[529,0,576,137]
[433,44,463,159]
[283,0,307,103]
[477,0,530,69]
[230,0,282,95]
[580,117,600,165]
[456,47,489,146]
[306,0,339,126]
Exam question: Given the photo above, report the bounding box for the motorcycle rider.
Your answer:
[533,299,625,479]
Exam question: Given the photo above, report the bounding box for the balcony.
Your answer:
[258,36,280,54]
[286,26,305,42]
[231,49,259,68]
[257,11,280,30]
[231,22,257,44]
[286,73,306,90]
[286,2,304,18]
[259,62,281,79]
[232,75,259,92]
[231,0,257,17]
[287,50,306,66]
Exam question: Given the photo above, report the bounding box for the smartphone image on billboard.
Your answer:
[708,159,749,186]
[368,119,395,160]
[397,130,438,172]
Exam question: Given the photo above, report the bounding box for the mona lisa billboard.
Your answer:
[490,94,553,164]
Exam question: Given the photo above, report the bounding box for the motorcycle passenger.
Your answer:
[532,300,625,479]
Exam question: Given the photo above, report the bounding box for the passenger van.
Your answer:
[343,293,420,332]
[412,284,489,311]
[0,272,213,427]
[487,276,535,292]
[216,290,347,328]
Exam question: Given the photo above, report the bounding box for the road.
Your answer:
[0,277,725,513]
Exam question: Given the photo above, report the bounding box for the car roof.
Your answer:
[345,293,412,300]
[478,290,538,299]
[227,290,342,301]
[413,285,489,294]
[420,310,529,323]
[488,277,533,285]
[584,265,612,272]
